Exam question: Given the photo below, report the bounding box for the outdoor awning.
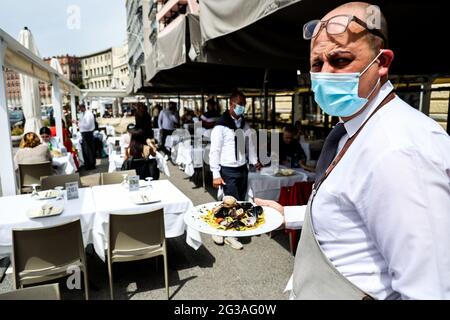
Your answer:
[1,29,81,95]
[199,0,450,76]
[143,13,299,93]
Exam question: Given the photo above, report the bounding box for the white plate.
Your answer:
[185,202,284,237]
[27,205,64,219]
[130,192,161,205]
[278,169,296,176]
[36,190,60,200]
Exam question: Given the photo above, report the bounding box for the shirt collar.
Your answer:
[343,80,394,138]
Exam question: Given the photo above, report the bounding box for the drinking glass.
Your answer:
[55,186,64,201]
[145,177,153,192]
[31,184,39,199]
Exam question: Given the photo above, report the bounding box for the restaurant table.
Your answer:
[106,136,122,156]
[0,188,96,258]
[0,183,202,262]
[90,181,201,260]
[246,168,315,201]
[52,153,77,175]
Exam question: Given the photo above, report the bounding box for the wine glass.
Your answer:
[121,174,129,187]
[54,186,64,201]
[31,184,39,199]
[145,177,153,192]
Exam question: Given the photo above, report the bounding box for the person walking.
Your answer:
[76,104,96,170]
[209,90,261,250]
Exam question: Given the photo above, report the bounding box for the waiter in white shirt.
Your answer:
[258,2,450,299]
[209,90,262,250]
[76,104,96,170]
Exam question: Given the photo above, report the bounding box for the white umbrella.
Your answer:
[18,27,42,134]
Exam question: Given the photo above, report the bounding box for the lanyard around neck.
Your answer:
[314,91,395,192]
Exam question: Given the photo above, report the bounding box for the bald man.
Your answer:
[258,2,450,299]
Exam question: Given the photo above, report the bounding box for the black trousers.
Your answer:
[160,129,174,156]
[81,131,96,170]
[221,165,249,201]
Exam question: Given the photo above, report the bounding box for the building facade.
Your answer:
[80,48,114,90]
[156,0,199,32]
[126,0,146,77]
[5,55,81,107]
[112,44,130,90]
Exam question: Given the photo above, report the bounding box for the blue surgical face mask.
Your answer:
[310,50,384,117]
[234,104,246,117]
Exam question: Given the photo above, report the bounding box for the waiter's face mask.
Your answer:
[233,103,246,117]
[310,50,384,117]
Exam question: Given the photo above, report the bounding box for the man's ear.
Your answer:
[378,49,394,78]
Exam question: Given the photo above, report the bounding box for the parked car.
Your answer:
[9,109,25,128]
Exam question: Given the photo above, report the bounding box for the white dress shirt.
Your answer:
[209,116,258,179]
[78,110,95,133]
[158,109,178,130]
[286,81,450,299]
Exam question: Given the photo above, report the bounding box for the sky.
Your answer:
[0,0,127,58]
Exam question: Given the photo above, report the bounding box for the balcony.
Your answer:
[156,0,188,25]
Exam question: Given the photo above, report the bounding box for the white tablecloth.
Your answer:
[0,188,96,257]
[52,154,77,175]
[0,182,202,261]
[106,137,122,156]
[173,139,208,177]
[246,169,313,201]
[91,181,201,260]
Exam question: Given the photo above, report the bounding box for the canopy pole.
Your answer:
[447,91,450,135]
[420,78,433,116]
[201,91,205,113]
[70,93,78,133]
[51,74,64,145]
[0,40,18,196]
[263,69,269,129]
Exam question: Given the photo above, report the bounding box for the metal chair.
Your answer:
[40,173,81,191]
[100,170,137,185]
[107,209,169,300]
[11,220,89,300]
[18,162,53,194]
[0,283,61,300]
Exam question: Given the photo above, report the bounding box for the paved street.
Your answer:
[0,161,295,300]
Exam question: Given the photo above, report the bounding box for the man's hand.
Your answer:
[213,177,226,189]
[255,198,284,216]
[255,161,263,171]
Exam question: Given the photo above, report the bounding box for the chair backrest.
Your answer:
[101,170,137,185]
[18,162,53,188]
[12,220,86,285]
[109,209,165,255]
[0,283,61,300]
[123,158,160,181]
[40,173,81,191]
[80,173,100,188]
